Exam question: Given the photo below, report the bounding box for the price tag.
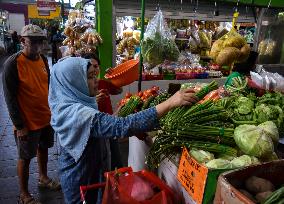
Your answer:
[177,148,209,204]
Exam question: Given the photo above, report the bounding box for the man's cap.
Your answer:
[20,24,46,38]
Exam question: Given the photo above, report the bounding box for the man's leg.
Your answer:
[37,126,60,190]
[18,158,32,198]
[37,147,49,183]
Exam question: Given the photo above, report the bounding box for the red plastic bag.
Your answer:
[102,167,176,204]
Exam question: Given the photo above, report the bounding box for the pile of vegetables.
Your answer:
[237,176,284,204]
[144,80,283,169]
[116,78,284,170]
[118,86,161,117]
[210,29,251,67]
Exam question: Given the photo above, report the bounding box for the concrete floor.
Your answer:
[0,56,129,204]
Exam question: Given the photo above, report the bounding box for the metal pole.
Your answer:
[138,0,145,92]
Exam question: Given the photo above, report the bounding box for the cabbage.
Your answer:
[258,121,279,143]
[234,124,274,158]
[190,149,214,163]
[230,155,260,168]
[205,159,233,169]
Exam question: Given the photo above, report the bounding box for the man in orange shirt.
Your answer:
[2,25,60,204]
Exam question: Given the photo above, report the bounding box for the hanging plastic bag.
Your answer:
[142,10,180,68]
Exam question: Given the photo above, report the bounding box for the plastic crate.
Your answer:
[175,72,196,80]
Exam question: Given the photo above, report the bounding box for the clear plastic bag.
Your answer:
[250,69,284,92]
[142,10,180,67]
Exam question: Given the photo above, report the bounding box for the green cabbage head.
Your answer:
[234,124,274,158]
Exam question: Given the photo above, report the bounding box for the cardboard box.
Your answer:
[214,160,284,204]
[177,148,233,204]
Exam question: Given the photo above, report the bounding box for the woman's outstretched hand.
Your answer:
[156,89,198,118]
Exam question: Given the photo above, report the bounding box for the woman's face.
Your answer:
[87,59,100,97]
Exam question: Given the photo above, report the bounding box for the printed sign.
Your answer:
[177,148,209,204]
[37,0,57,11]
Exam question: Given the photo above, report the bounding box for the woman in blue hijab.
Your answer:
[48,57,198,204]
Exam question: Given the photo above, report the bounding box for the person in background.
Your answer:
[81,53,124,169]
[225,51,259,87]
[48,57,198,204]
[51,29,64,64]
[11,31,19,53]
[2,24,60,204]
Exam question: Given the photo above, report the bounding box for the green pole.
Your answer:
[96,0,113,79]
[138,0,145,92]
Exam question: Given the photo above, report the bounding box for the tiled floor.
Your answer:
[0,58,64,203]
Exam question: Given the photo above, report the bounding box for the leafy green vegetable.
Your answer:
[254,104,283,125]
[258,121,279,143]
[230,155,260,168]
[234,124,274,158]
[235,97,254,115]
[142,32,180,67]
[190,149,214,163]
[205,159,233,169]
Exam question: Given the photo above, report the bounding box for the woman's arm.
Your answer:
[91,89,197,138]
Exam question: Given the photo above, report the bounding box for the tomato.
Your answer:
[152,86,159,91]
[125,92,132,98]
[138,91,143,97]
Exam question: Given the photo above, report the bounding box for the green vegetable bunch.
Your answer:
[142,32,180,67]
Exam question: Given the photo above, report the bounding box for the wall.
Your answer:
[0,3,29,26]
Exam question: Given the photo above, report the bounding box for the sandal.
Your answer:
[18,196,42,204]
[38,179,61,190]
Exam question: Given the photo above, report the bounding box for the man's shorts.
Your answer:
[14,125,54,160]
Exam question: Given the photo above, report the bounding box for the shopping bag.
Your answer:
[102,167,176,204]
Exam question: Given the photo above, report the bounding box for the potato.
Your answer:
[239,44,251,62]
[216,47,241,66]
[255,191,273,202]
[245,176,275,194]
[239,189,257,202]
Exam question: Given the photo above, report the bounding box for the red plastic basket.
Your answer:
[80,167,178,204]
[105,59,139,87]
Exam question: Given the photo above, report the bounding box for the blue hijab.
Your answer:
[48,57,99,162]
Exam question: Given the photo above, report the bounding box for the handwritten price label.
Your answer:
[177,148,208,204]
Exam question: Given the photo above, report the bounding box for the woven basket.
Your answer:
[105,59,139,87]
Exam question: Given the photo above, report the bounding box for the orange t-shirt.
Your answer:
[16,54,51,131]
